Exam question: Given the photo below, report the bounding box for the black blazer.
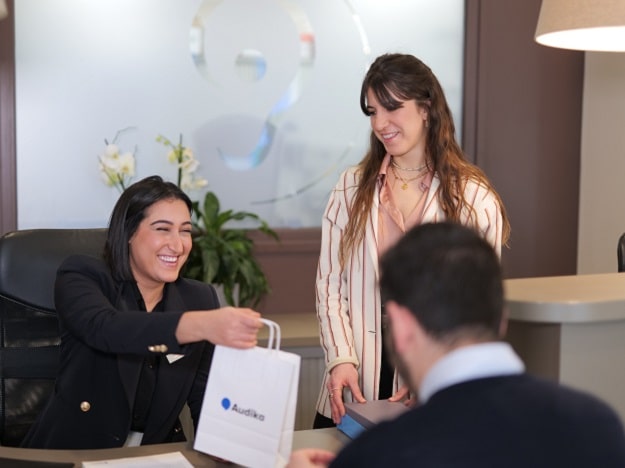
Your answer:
[21,255,218,449]
[332,374,625,467]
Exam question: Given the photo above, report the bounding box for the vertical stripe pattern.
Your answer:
[315,167,503,418]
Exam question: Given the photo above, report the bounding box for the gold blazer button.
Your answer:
[148,344,168,353]
[80,401,91,412]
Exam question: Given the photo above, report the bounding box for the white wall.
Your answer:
[15,0,464,230]
[578,52,625,274]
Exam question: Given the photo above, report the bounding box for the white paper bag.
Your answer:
[194,319,301,468]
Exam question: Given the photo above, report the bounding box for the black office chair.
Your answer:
[618,232,625,273]
[0,228,107,446]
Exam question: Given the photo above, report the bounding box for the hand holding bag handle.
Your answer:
[261,318,281,350]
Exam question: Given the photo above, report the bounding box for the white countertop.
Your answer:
[258,313,320,347]
[259,272,625,334]
[505,272,625,323]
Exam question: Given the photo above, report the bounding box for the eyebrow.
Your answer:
[150,220,192,226]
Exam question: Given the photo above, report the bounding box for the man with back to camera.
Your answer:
[288,222,625,467]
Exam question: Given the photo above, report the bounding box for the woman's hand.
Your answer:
[176,307,262,348]
[327,363,366,424]
[389,384,417,407]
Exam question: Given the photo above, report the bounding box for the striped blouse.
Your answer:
[315,164,504,418]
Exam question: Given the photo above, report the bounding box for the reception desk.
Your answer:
[0,428,348,466]
[6,274,625,464]
[504,272,625,422]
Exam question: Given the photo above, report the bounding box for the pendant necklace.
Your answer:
[391,165,427,191]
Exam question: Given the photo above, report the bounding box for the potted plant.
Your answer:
[99,131,278,308]
[154,134,278,307]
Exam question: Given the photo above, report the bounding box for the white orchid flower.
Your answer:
[182,147,194,161]
[103,144,120,158]
[98,138,135,192]
[118,152,136,176]
[192,177,208,189]
[167,149,178,164]
[98,163,117,187]
[180,158,199,173]
[179,172,193,191]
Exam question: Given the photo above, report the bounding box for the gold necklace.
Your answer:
[391,165,426,190]
[391,158,428,172]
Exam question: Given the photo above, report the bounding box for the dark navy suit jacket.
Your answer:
[332,374,625,467]
[21,255,218,449]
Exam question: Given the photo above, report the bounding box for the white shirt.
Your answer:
[419,342,525,404]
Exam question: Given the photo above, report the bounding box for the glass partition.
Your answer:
[15,0,464,228]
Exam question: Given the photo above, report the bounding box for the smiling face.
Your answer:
[128,198,192,294]
[366,87,429,162]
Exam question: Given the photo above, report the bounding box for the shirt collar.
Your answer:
[378,154,392,183]
[419,342,525,403]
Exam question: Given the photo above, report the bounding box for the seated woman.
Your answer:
[21,175,262,449]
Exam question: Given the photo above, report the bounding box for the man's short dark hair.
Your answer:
[379,222,503,340]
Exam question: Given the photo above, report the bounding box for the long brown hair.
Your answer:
[340,53,510,264]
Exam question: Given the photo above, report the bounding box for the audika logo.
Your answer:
[221,397,265,421]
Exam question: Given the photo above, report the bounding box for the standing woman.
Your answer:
[22,175,262,448]
[314,53,510,427]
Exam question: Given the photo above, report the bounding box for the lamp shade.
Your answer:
[535,0,625,52]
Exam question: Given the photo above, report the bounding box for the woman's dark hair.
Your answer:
[103,175,192,280]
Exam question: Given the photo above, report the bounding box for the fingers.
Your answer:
[287,449,335,468]
[328,386,346,424]
[327,365,366,424]
[223,307,263,349]
[225,307,262,327]
[349,382,366,403]
[305,449,335,466]
[237,307,263,328]
[388,385,410,402]
[404,396,418,407]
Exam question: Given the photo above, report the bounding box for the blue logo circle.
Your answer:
[221,398,231,410]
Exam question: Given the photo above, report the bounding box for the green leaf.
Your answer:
[202,192,220,226]
[201,248,220,284]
